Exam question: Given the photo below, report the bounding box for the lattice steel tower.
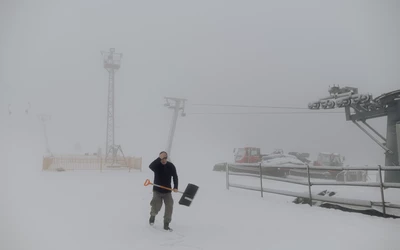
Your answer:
[101,48,126,166]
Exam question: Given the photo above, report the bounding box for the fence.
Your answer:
[42,155,142,172]
[225,163,400,217]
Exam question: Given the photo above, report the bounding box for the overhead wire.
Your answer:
[190,103,309,110]
[187,102,341,115]
[187,111,343,115]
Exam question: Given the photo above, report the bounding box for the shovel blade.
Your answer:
[178,183,199,207]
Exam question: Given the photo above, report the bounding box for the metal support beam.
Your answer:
[307,164,313,207]
[349,108,388,121]
[38,114,52,156]
[352,120,392,154]
[164,97,186,159]
[226,163,230,190]
[361,120,386,142]
[378,165,386,216]
[385,102,400,182]
[259,163,263,198]
[397,122,400,165]
[345,106,351,121]
[167,103,179,157]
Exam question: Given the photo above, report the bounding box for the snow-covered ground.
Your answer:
[2,115,400,250]
[3,169,400,250]
[2,162,400,250]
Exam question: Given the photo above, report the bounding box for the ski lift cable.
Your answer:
[187,111,343,115]
[190,103,309,110]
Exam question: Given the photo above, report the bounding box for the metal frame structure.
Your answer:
[101,48,127,168]
[164,97,186,159]
[226,163,400,217]
[37,114,52,157]
[308,86,400,182]
[42,154,142,172]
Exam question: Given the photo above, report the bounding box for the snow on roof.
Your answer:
[320,152,341,155]
[261,154,305,166]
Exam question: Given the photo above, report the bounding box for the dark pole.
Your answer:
[384,101,400,182]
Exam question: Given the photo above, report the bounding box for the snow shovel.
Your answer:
[144,179,199,207]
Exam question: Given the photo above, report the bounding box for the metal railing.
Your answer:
[225,163,400,216]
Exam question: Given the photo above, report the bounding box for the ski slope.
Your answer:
[2,115,400,250]
[3,168,400,250]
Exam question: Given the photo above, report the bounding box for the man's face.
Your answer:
[160,152,168,165]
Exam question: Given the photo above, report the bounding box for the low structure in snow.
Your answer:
[42,154,142,172]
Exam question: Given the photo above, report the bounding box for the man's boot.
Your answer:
[164,222,173,231]
[149,215,155,225]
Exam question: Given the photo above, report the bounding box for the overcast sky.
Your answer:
[1,0,399,170]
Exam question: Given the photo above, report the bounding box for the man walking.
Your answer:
[149,151,178,231]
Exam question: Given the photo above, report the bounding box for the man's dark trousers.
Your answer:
[150,191,174,223]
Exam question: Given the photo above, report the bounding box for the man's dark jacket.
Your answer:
[149,158,178,193]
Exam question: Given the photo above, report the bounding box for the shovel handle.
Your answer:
[144,179,184,194]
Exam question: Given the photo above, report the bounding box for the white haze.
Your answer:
[1,0,399,168]
[1,1,399,249]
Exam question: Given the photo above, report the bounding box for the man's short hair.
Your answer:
[159,151,168,156]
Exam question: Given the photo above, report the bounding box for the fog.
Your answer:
[2,1,400,249]
[1,0,399,170]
